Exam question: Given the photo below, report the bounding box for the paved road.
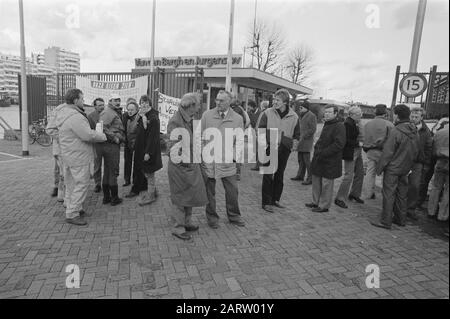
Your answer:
[0,140,448,299]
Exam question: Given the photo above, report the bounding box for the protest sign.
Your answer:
[158,92,180,134]
[75,76,148,107]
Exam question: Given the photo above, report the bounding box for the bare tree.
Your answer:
[247,18,285,74]
[284,44,313,84]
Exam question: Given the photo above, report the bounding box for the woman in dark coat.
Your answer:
[133,95,163,206]
[167,93,208,241]
[307,105,346,212]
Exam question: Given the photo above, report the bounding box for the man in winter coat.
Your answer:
[122,100,140,188]
[201,90,245,228]
[259,89,300,212]
[406,107,433,220]
[335,106,362,208]
[97,94,126,206]
[291,99,317,185]
[46,89,107,225]
[362,104,394,199]
[306,105,346,213]
[167,93,208,241]
[371,104,420,229]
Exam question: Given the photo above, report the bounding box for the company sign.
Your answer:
[135,55,243,69]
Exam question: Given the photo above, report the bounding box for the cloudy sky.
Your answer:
[0,0,448,105]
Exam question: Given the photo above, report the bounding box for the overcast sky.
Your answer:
[0,0,448,105]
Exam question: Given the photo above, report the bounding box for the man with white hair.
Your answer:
[335,106,362,209]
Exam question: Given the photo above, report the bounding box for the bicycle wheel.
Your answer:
[36,131,53,146]
[28,125,37,144]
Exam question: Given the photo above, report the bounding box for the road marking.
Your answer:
[0,151,26,159]
[0,158,33,164]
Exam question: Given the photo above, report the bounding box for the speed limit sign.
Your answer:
[399,73,428,98]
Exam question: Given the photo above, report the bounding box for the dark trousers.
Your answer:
[418,158,435,204]
[205,175,241,224]
[93,145,102,187]
[262,145,291,205]
[96,143,120,186]
[379,171,408,226]
[124,145,134,184]
[407,163,423,212]
[296,151,311,182]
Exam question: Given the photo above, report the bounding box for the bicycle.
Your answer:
[28,118,53,147]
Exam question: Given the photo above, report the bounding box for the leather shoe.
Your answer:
[172,232,191,240]
[208,223,219,229]
[51,187,58,197]
[110,197,123,206]
[305,203,318,208]
[273,201,285,208]
[369,194,376,200]
[392,219,406,227]
[301,181,312,185]
[94,185,101,193]
[123,181,131,187]
[312,207,329,213]
[406,212,418,221]
[334,199,348,209]
[79,210,92,217]
[262,205,275,213]
[291,176,303,181]
[230,220,245,227]
[370,220,391,230]
[185,225,199,232]
[348,194,364,204]
[66,216,87,226]
[125,191,139,198]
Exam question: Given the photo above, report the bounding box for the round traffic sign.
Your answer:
[399,73,428,98]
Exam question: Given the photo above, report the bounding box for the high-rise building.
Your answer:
[0,53,35,98]
[44,46,80,73]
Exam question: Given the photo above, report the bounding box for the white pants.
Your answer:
[64,165,91,219]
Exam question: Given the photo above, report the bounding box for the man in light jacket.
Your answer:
[362,104,394,200]
[201,90,245,229]
[46,89,107,225]
[291,100,317,185]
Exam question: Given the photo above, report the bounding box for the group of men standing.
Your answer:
[48,87,449,238]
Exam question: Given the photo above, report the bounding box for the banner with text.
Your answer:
[75,76,148,108]
[158,92,180,134]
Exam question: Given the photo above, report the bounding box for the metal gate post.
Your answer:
[390,65,401,119]
[424,65,437,118]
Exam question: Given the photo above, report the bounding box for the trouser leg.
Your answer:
[204,177,219,224]
[393,175,408,225]
[419,157,436,204]
[296,151,305,179]
[407,163,423,212]
[438,174,449,221]
[171,205,187,234]
[104,143,120,187]
[93,146,102,187]
[380,172,398,227]
[262,173,273,206]
[222,175,242,222]
[56,156,65,201]
[302,152,312,182]
[272,146,290,203]
[428,171,441,216]
[350,151,364,198]
[312,174,322,206]
[363,158,377,199]
[124,146,132,183]
[336,160,355,202]
[64,165,90,219]
[140,172,156,203]
[319,177,334,209]
[54,158,59,188]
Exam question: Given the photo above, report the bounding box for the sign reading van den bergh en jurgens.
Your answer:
[135,55,243,69]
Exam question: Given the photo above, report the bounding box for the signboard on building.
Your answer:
[75,76,148,107]
[135,55,242,70]
[158,92,180,134]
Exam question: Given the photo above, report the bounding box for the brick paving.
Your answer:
[0,139,448,299]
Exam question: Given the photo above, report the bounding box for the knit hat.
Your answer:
[375,104,387,116]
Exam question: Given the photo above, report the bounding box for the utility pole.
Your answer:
[409,0,427,73]
[19,0,29,156]
[150,0,156,73]
[225,0,235,92]
[251,0,257,69]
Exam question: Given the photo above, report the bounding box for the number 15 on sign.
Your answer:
[399,73,428,98]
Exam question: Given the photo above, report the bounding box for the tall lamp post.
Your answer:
[225,0,235,92]
[19,0,29,156]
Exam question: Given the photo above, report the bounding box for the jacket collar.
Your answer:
[268,106,296,119]
[213,107,233,121]
[179,106,192,124]
[324,118,340,125]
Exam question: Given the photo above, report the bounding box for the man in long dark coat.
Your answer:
[167,93,208,241]
[306,105,346,213]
